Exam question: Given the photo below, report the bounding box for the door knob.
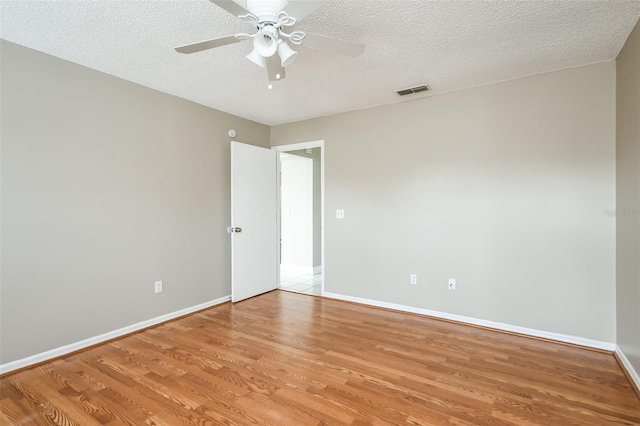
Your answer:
[227,226,242,233]
[234,227,242,233]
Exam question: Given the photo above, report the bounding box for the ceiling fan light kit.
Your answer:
[246,48,266,67]
[277,40,298,67]
[175,0,365,86]
[253,25,279,57]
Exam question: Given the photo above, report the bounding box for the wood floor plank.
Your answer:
[2,290,639,425]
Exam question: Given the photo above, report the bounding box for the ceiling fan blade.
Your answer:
[302,32,364,58]
[282,0,330,21]
[266,56,286,82]
[175,35,241,54]
[208,0,252,17]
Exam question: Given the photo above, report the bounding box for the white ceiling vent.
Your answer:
[395,85,429,96]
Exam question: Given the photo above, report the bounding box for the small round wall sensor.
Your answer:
[228,129,237,138]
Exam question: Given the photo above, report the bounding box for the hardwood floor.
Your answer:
[1,290,639,425]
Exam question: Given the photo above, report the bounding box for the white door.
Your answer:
[230,141,278,302]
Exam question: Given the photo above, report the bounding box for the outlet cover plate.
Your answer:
[155,281,163,293]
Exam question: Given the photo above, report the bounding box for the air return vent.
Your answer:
[395,85,429,96]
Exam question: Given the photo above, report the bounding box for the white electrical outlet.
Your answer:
[336,209,345,219]
[155,281,163,294]
[448,278,456,290]
[410,274,417,285]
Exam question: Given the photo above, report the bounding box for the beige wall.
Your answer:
[271,62,617,342]
[0,41,270,364]
[616,19,640,374]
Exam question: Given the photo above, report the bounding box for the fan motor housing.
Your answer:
[247,0,289,23]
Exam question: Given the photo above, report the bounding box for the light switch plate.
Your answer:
[448,278,456,290]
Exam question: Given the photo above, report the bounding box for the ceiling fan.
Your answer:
[175,0,365,86]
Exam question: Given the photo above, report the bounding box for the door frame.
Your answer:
[272,140,325,296]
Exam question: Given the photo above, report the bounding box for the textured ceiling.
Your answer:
[1,0,639,126]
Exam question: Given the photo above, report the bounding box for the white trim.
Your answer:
[0,296,231,375]
[616,346,640,391]
[323,292,616,351]
[272,140,325,296]
[230,141,237,303]
[320,143,324,296]
[272,140,325,152]
[275,149,282,294]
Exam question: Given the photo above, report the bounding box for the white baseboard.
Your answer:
[0,295,231,375]
[616,346,640,391]
[323,292,616,351]
[281,264,317,275]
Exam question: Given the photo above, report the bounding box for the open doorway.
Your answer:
[273,142,324,296]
